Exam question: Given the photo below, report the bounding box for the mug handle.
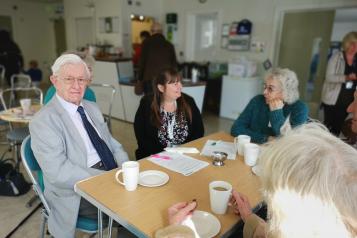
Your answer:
[115,169,125,186]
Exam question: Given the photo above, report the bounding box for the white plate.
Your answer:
[139,170,169,187]
[191,210,221,238]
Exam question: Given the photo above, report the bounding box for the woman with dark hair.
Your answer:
[134,68,204,160]
[0,30,24,85]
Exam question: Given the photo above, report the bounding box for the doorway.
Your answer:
[0,16,12,36]
[186,11,219,61]
[75,17,94,50]
[54,18,67,56]
[278,10,335,105]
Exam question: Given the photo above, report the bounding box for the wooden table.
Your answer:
[0,104,42,123]
[75,132,262,237]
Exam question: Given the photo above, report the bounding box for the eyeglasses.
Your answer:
[263,84,281,94]
[61,77,89,86]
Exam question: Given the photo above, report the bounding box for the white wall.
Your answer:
[331,8,357,42]
[161,0,357,66]
[0,0,57,82]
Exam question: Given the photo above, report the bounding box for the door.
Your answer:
[75,17,94,49]
[278,10,335,104]
[186,12,219,61]
[54,18,67,56]
[0,16,12,35]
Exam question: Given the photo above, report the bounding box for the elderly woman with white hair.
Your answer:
[157,123,357,238]
[230,68,308,143]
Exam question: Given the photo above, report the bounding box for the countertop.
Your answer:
[120,80,206,87]
[95,55,132,62]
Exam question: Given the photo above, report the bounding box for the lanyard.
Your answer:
[167,113,176,140]
[162,101,177,141]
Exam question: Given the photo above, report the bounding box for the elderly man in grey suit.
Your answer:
[30,54,129,238]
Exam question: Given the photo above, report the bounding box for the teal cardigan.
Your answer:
[44,85,96,104]
[231,95,308,143]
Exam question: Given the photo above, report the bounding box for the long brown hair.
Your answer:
[150,68,192,128]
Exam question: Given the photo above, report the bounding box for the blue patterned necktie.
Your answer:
[77,106,117,170]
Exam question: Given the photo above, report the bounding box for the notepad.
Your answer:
[148,152,209,176]
[200,140,236,160]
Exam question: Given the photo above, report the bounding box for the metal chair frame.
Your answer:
[90,83,116,133]
[0,87,43,170]
[21,136,113,238]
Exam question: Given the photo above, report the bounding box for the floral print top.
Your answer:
[158,109,189,147]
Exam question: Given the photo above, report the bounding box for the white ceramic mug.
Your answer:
[209,181,232,215]
[115,161,139,191]
[20,98,31,114]
[234,135,251,156]
[244,143,260,166]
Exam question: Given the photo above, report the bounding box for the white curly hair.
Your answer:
[265,68,299,104]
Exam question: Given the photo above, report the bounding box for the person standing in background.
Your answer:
[0,30,24,86]
[321,31,357,135]
[137,22,178,94]
[132,30,150,67]
[26,60,42,87]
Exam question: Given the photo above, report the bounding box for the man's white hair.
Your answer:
[265,68,299,104]
[51,53,90,78]
[259,122,357,237]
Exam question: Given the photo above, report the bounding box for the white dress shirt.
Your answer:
[56,94,101,167]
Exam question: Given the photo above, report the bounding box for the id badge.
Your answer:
[345,81,353,89]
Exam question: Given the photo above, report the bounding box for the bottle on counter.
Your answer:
[191,68,199,83]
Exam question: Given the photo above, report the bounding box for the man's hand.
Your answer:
[168,201,197,225]
[230,190,252,222]
[268,99,284,111]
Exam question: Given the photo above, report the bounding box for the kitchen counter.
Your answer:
[92,60,206,123]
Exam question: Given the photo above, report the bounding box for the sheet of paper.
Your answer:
[148,152,209,176]
[200,140,236,160]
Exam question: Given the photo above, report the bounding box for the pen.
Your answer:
[211,140,221,146]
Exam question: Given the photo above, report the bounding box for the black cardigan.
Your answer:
[134,93,204,160]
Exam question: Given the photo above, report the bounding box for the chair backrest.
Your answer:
[10,74,32,88]
[21,135,50,212]
[44,85,96,105]
[89,83,116,133]
[0,87,43,110]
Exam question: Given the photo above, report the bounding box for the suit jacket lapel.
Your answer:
[51,97,88,165]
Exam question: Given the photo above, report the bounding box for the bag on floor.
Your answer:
[0,159,31,196]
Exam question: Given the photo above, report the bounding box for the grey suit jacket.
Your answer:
[29,96,129,238]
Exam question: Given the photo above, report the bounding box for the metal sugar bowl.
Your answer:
[211,151,228,166]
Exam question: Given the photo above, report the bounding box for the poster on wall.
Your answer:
[99,17,119,33]
[227,19,252,51]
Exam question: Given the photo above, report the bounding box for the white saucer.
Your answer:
[191,210,221,238]
[139,170,169,187]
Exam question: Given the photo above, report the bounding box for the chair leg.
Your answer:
[107,218,113,238]
[39,212,47,238]
[98,209,103,238]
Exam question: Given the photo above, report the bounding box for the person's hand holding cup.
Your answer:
[115,161,139,191]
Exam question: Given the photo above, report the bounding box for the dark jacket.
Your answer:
[0,30,23,85]
[134,93,204,160]
[138,34,177,93]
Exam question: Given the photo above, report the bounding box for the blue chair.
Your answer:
[21,135,112,237]
[44,85,96,105]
